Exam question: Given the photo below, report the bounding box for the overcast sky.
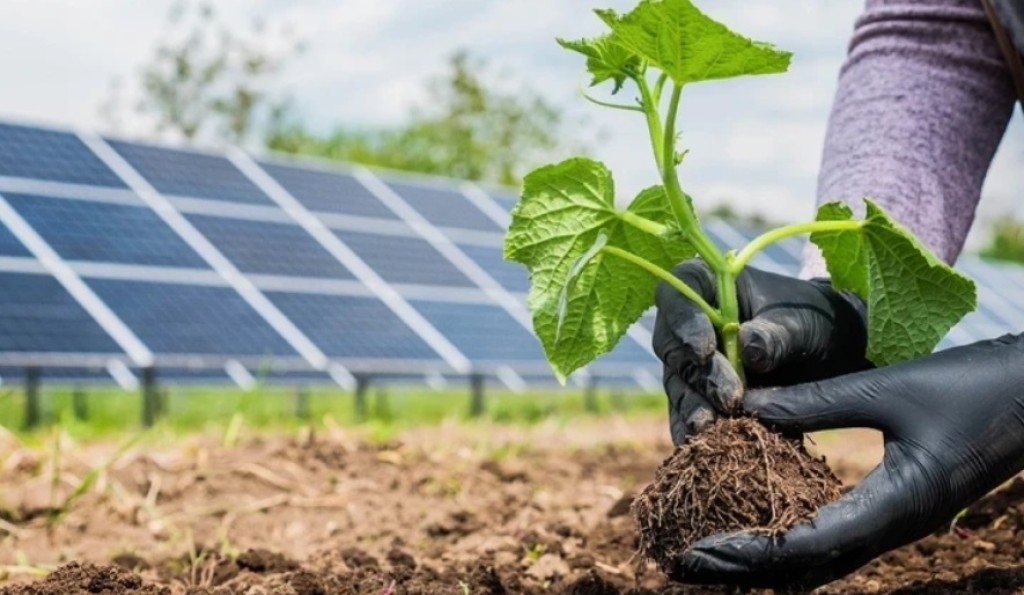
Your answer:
[0,0,1020,249]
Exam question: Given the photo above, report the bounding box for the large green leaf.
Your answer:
[557,33,641,94]
[810,199,976,366]
[595,0,791,86]
[504,157,694,381]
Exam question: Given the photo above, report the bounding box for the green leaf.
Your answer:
[504,157,694,381]
[557,33,641,94]
[810,199,977,366]
[596,0,791,86]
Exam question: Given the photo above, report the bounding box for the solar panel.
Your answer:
[385,179,504,232]
[107,140,274,206]
[86,279,296,357]
[5,118,1024,391]
[5,192,208,268]
[335,229,475,287]
[259,161,400,220]
[0,217,31,257]
[407,300,543,363]
[0,273,121,354]
[264,292,440,361]
[0,123,127,188]
[594,335,657,365]
[481,188,518,213]
[456,243,529,293]
[0,365,113,383]
[186,214,354,279]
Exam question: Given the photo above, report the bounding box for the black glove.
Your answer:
[674,333,1024,590]
[654,259,872,445]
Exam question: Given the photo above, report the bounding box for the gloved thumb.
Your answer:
[739,309,831,375]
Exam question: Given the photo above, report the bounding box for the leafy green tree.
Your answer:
[101,1,302,143]
[266,51,586,187]
[981,218,1024,264]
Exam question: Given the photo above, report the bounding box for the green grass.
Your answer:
[0,382,664,442]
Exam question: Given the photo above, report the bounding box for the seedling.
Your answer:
[504,0,976,383]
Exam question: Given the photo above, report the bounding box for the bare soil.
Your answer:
[632,418,841,575]
[0,418,1022,593]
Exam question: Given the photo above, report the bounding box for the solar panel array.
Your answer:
[0,118,1022,390]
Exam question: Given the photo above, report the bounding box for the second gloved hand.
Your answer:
[674,333,1024,590]
[654,260,872,444]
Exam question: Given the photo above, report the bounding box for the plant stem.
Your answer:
[716,264,745,384]
[601,245,722,327]
[730,219,863,275]
[637,75,665,172]
[618,211,670,236]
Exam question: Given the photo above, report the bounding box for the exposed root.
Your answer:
[631,417,841,574]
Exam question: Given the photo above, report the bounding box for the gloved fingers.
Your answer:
[703,352,743,413]
[665,369,717,445]
[674,467,899,589]
[743,372,889,434]
[653,260,719,370]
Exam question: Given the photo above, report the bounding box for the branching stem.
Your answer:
[580,88,644,112]
[618,211,669,236]
[601,245,722,327]
[730,219,863,275]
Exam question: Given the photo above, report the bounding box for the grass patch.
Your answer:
[0,382,664,441]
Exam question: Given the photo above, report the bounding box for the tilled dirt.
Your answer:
[0,419,1022,593]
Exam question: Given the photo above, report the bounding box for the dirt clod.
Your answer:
[632,417,841,574]
[5,562,168,595]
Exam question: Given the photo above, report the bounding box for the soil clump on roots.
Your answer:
[632,417,842,574]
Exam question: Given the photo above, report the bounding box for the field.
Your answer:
[1,388,1023,594]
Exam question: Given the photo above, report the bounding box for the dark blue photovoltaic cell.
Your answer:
[0,123,127,188]
[0,216,31,257]
[0,273,121,353]
[456,243,528,293]
[266,292,439,360]
[6,193,209,268]
[259,161,399,220]
[335,229,474,287]
[107,140,273,205]
[385,180,503,232]
[88,280,296,356]
[187,214,353,279]
[408,300,543,362]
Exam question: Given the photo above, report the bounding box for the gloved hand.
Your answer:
[674,333,1024,590]
[654,260,872,444]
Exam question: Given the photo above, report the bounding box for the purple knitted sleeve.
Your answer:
[800,0,1017,278]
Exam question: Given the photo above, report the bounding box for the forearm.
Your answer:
[802,0,1016,278]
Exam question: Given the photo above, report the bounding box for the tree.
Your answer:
[266,51,587,187]
[981,218,1024,264]
[101,1,301,143]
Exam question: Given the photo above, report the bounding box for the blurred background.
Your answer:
[1,0,1023,435]
[2,0,1021,246]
